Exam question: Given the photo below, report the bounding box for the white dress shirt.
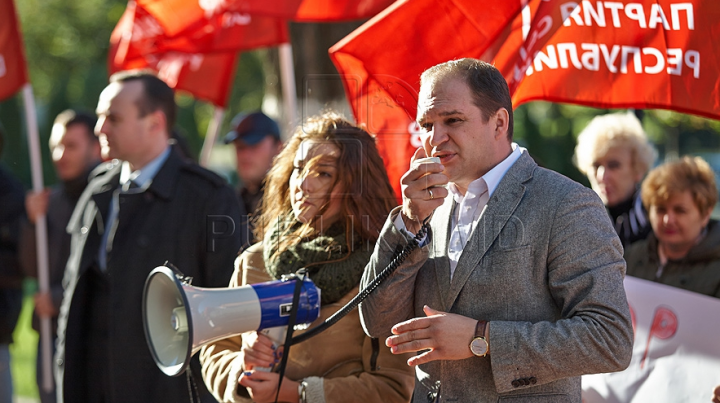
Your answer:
[447,144,524,278]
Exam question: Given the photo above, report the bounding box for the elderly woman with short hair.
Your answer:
[574,112,657,246]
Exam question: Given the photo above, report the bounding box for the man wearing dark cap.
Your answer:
[224,111,283,244]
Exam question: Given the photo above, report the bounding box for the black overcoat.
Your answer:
[56,150,244,402]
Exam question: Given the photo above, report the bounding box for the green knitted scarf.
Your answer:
[263,218,373,305]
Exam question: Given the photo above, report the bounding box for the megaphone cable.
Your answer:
[274,270,308,403]
[289,218,431,345]
[269,219,430,403]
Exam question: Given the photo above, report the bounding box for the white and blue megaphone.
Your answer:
[142,265,321,376]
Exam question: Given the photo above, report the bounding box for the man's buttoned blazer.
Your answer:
[360,151,633,403]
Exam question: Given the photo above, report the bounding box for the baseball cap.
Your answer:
[224,112,281,145]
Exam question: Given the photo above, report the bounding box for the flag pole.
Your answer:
[278,42,297,134]
[199,106,224,167]
[22,83,53,393]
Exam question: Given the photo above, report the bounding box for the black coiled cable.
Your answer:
[290,218,431,345]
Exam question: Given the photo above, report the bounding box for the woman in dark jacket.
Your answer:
[625,156,720,297]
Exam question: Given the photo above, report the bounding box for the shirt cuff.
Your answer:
[304,376,325,403]
[393,212,429,246]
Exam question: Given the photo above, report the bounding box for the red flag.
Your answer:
[0,0,29,101]
[112,51,239,108]
[330,0,525,197]
[330,0,720,198]
[136,0,395,37]
[120,1,288,57]
[109,1,288,107]
[505,1,720,118]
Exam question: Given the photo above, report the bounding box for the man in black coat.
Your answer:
[54,71,245,402]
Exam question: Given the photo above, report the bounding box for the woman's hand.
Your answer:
[238,371,299,403]
[241,332,278,370]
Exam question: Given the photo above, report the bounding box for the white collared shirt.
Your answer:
[118,146,171,190]
[446,143,523,278]
[447,177,487,278]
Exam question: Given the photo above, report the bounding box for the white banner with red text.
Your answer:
[582,275,720,402]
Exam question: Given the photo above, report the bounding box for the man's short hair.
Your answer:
[574,112,656,178]
[53,109,98,143]
[109,70,177,131]
[420,58,514,140]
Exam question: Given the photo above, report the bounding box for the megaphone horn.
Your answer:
[142,265,321,376]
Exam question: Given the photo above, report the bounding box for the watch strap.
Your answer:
[475,320,488,339]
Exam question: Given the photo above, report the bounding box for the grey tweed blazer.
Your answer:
[359,152,633,403]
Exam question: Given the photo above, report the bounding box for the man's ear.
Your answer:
[493,108,510,140]
[147,109,168,137]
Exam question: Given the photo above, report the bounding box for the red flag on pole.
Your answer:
[330,0,525,197]
[330,0,720,198]
[109,1,288,107]
[136,0,396,36]
[0,0,29,101]
[2,0,56,391]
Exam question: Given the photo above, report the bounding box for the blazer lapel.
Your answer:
[445,152,536,309]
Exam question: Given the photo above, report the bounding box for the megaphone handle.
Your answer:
[261,326,288,347]
[255,326,287,372]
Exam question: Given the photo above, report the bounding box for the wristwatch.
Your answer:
[469,320,489,357]
[298,380,308,403]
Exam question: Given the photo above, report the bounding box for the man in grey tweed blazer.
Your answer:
[359,59,633,403]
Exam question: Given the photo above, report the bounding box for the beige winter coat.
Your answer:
[200,243,414,403]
